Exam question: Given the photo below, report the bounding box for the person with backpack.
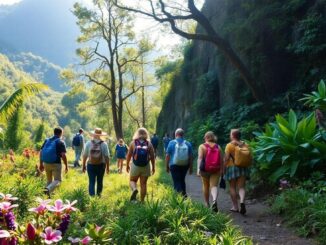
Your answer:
[224,129,252,215]
[166,128,193,197]
[115,139,128,174]
[150,133,159,158]
[163,133,171,153]
[39,127,68,197]
[126,128,155,202]
[82,128,110,197]
[197,131,223,212]
[72,128,85,168]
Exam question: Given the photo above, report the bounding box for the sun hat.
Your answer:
[90,128,108,138]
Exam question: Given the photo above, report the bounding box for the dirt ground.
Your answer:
[185,174,316,245]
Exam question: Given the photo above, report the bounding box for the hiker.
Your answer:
[82,128,110,197]
[166,128,193,197]
[163,133,171,153]
[197,131,223,212]
[39,127,68,196]
[126,128,155,202]
[115,139,128,173]
[72,128,85,167]
[224,129,252,215]
[150,133,159,158]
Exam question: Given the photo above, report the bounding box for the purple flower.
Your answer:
[57,214,70,236]
[81,236,92,244]
[40,227,62,244]
[68,237,80,244]
[4,212,16,230]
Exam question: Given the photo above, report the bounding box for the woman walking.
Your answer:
[224,129,252,215]
[115,139,128,173]
[126,128,155,202]
[197,131,223,212]
[82,128,110,197]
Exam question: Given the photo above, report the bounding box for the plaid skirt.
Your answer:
[225,166,250,181]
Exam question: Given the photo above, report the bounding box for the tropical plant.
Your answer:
[253,109,326,182]
[0,83,48,122]
[301,80,326,111]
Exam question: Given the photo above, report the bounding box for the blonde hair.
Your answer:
[133,128,150,141]
[204,131,217,143]
[118,138,125,144]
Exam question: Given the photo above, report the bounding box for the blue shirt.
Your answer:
[166,138,193,166]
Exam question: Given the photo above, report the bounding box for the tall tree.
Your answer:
[114,0,264,101]
[74,0,153,139]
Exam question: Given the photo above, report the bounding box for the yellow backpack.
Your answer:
[231,143,252,168]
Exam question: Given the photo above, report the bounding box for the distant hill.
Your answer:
[0,0,80,66]
[0,53,64,127]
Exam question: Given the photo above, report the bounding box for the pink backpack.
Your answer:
[204,143,221,173]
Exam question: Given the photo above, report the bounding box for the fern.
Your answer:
[0,82,48,122]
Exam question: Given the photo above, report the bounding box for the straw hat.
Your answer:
[90,128,108,138]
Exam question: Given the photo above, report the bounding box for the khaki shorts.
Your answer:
[200,171,220,187]
[130,162,151,177]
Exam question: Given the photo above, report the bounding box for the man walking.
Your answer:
[72,128,85,167]
[163,133,171,153]
[166,128,193,197]
[39,127,68,197]
[150,133,159,158]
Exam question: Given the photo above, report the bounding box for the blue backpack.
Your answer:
[133,140,149,167]
[41,137,59,163]
[72,134,82,147]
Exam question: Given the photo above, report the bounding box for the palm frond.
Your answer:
[0,82,48,122]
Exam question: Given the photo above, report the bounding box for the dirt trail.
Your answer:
[185,174,315,245]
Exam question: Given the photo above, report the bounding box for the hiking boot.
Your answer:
[211,200,218,212]
[240,203,246,215]
[130,189,138,202]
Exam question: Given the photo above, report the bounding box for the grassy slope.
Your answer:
[0,151,252,244]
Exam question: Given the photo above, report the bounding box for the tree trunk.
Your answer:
[141,86,145,127]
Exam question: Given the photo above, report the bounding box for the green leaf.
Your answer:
[290,160,299,177]
[282,155,290,164]
[318,80,326,97]
[288,109,297,131]
[270,165,290,182]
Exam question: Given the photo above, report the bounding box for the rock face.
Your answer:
[157,0,326,136]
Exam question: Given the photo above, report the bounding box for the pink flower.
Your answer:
[26,223,36,241]
[48,199,66,215]
[95,225,102,232]
[64,200,78,213]
[81,236,92,244]
[28,198,51,215]
[0,230,10,238]
[0,194,18,202]
[68,237,80,244]
[0,202,18,213]
[40,227,62,244]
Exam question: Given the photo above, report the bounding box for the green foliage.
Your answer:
[34,121,45,149]
[301,80,326,111]
[253,110,326,182]
[4,107,26,151]
[0,82,48,122]
[270,187,326,243]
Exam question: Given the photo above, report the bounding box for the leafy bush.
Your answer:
[270,188,326,243]
[253,109,326,182]
[301,80,326,111]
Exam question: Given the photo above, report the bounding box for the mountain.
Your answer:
[0,0,80,66]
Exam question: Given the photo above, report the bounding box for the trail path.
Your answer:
[186,174,315,245]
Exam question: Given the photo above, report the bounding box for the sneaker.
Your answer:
[211,200,218,212]
[130,189,138,201]
[240,203,246,215]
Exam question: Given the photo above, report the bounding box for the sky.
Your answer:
[0,0,184,55]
